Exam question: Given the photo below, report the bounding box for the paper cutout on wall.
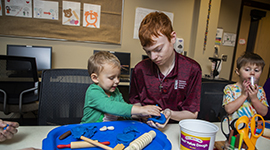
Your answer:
[5,0,32,18]
[62,1,80,26]
[215,28,223,45]
[34,0,58,20]
[83,3,101,28]
[222,32,236,47]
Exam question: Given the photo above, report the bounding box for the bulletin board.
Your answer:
[0,0,122,44]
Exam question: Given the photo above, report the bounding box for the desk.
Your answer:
[0,122,269,150]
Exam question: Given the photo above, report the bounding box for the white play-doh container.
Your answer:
[179,119,219,150]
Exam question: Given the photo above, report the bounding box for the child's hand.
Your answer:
[247,83,259,100]
[147,108,171,129]
[140,105,162,116]
[241,80,249,97]
[0,119,19,142]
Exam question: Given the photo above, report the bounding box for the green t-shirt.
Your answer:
[81,84,133,123]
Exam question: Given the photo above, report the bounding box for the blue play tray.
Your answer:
[42,120,171,150]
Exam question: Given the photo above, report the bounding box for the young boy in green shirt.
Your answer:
[81,51,161,123]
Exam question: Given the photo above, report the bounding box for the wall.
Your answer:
[0,0,242,80]
[193,0,222,77]
[217,0,242,79]
[0,0,195,70]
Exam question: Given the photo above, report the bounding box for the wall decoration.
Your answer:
[62,1,80,26]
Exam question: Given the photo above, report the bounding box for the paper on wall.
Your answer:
[62,1,80,26]
[133,7,174,39]
[83,3,101,28]
[34,0,58,20]
[5,0,32,18]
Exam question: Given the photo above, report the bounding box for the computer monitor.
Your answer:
[7,45,52,75]
[93,50,130,75]
[142,55,149,60]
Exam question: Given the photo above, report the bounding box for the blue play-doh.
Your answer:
[3,124,9,130]
[116,133,135,146]
[148,113,166,124]
[42,120,171,150]
[71,125,97,139]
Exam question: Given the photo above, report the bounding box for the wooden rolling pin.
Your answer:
[80,136,113,150]
[57,141,110,149]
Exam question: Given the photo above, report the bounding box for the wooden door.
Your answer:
[231,6,270,86]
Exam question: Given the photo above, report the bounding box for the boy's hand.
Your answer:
[247,83,259,100]
[147,108,171,129]
[0,119,19,142]
[242,80,249,98]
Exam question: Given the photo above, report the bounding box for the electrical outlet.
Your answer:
[222,55,227,62]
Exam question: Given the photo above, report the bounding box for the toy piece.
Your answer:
[3,124,9,130]
[71,125,97,139]
[124,130,156,150]
[59,130,71,140]
[107,126,115,130]
[251,76,254,86]
[113,144,125,150]
[117,133,135,146]
[148,113,166,124]
[100,126,115,131]
[123,126,139,134]
[80,136,114,150]
[100,126,107,131]
[57,141,110,149]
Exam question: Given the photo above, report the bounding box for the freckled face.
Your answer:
[97,63,120,96]
[143,32,176,67]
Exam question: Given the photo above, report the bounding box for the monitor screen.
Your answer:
[7,45,52,72]
[93,50,130,75]
[142,55,149,60]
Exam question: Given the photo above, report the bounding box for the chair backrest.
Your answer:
[197,81,231,122]
[38,69,92,125]
[0,55,38,106]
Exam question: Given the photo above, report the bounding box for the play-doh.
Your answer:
[179,119,219,150]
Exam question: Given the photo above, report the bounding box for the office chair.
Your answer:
[38,69,92,125]
[197,81,230,122]
[0,55,39,116]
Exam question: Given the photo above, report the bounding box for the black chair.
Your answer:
[0,55,39,116]
[197,81,231,122]
[38,69,92,125]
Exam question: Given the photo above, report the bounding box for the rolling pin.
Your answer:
[57,141,110,149]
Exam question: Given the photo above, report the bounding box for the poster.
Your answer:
[133,7,174,39]
[215,28,223,45]
[34,0,58,20]
[83,3,101,28]
[222,32,236,47]
[62,1,80,26]
[5,0,32,18]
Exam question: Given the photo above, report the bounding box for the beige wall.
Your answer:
[217,0,241,79]
[193,0,222,77]
[0,0,241,80]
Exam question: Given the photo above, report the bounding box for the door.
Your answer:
[231,5,270,86]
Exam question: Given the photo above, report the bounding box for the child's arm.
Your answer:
[131,105,162,117]
[224,95,247,114]
[224,83,248,114]
[247,83,268,116]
